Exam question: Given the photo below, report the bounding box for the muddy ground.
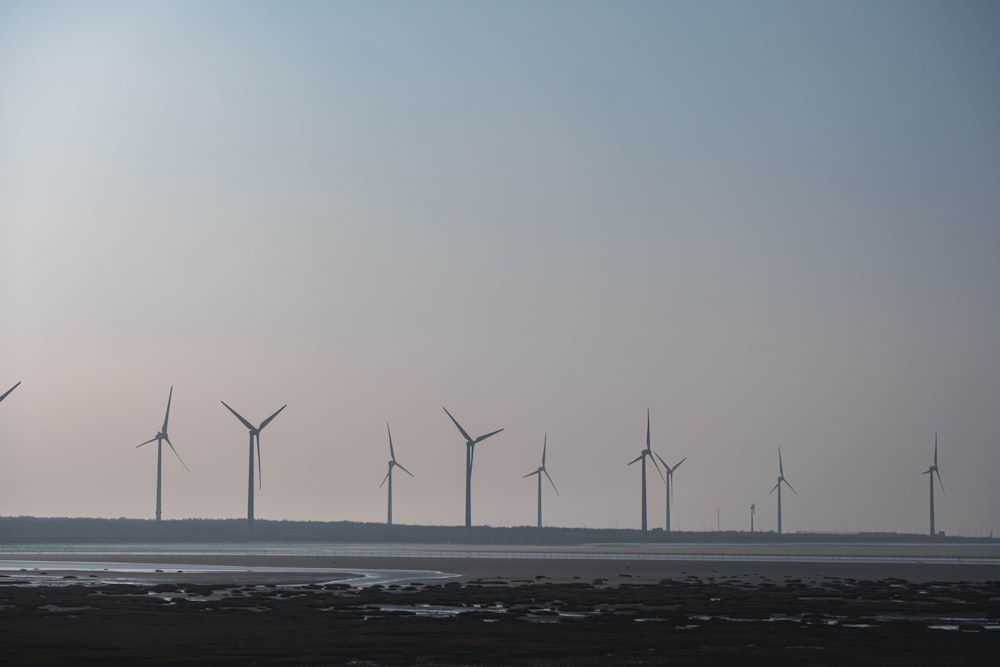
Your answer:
[2,569,998,665]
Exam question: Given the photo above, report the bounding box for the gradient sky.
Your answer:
[2,1,998,536]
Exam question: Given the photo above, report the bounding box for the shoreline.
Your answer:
[3,541,999,584]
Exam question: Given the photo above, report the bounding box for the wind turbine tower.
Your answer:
[922,433,945,536]
[443,407,503,530]
[136,386,189,521]
[653,450,686,532]
[768,448,796,535]
[222,401,286,536]
[380,422,413,526]
[627,408,663,533]
[522,434,558,528]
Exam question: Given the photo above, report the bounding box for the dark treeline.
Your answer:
[0,516,992,545]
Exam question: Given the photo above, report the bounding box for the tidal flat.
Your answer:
[2,573,998,665]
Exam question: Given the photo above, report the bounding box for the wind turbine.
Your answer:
[135,386,189,521]
[522,434,558,529]
[221,400,286,535]
[922,433,945,536]
[627,408,663,533]
[0,381,20,405]
[380,422,413,526]
[768,448,796,535]
[750,503,756,533]
[653,450,686,532]
[443,407,503,530]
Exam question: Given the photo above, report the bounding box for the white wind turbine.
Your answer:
[922,433,945,536]
[768,448,796,535]
[443,406,503,530]
[522,434,558,528]
[135,386,188,521]
[653,450,686,533]
[627,408,663,533]
[221,401,286,535]
[380,422,413,526]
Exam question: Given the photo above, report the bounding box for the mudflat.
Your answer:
[2,544,998,665]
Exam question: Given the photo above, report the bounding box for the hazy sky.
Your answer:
[2,1,998,536]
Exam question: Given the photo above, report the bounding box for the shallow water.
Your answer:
[2,541,997,565]
[0,559,457,587]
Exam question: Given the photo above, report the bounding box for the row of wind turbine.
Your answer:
[108,386,949,535]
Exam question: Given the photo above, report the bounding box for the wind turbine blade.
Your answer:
[674,457,687,471]
[165,436,190,473]
[221,401,255,431]
[544,468,559,495]
[0,381,21,403]
[653,451,668,471]
[523,470,539,479]
[934,433,938,468]
[387,422,396,461]
[784,479,797,495]
[646,407,651,450]
[259,404,287,430]
[649,452,665,482]
[779,447,784,477]
[627,453,643,466]
[936,469,945,497]
[474,428,504,444]
[442,407,473,442]
[162,386,173,433]
[379,468,391,489]
[769,481,780,495]
[542,434,547,466]
[396,462,414,478]
[136,437,157,448]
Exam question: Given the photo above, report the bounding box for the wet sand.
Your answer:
[2,543,998,665]
[3,541,998,584]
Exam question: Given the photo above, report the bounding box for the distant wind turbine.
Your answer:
[627,408,664,533]
[768,448,796,535]
[443,407,503,530]
[221,401,286,535]
[522,434,558,529]
[380,422,413,526]
[750,503,756,534]
[922,433,945,536]
[0,381,20,405]
[653,450,686,532]
[135,386,189,521]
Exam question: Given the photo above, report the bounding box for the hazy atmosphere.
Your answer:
[2,1,998,536]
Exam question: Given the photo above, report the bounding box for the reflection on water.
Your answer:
[0,559,457,588]
[1,542,997,565]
